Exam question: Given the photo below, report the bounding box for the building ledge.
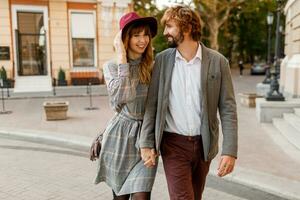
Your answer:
[256,98,300,123]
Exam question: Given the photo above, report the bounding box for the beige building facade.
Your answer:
[0,0,132,92]
[281,0,300,98]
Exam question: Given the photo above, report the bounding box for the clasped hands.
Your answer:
[140,148,157,168]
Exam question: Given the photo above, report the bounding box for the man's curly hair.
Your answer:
[161,5,201,41]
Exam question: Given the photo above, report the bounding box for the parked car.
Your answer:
[250,63,268,75]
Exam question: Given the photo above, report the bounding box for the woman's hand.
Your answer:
[141,148,157,168]
[89,136,101,161]
[89,133,104,161]
[114,30,127,65]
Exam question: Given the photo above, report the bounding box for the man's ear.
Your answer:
[183,24,192,35]
[187,24,192,33]
[183,24,192,38]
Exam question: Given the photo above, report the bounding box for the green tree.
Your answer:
[152,9,169,54]
[133,0,159,17]
[193,0,245,50]
[220,0,280,64]
[133,0,287,63]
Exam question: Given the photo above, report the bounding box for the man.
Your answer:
[239,60,244,76]
[139,5,238,200]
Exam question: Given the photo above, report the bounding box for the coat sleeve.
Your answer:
[218,59,238,158]
[103,61,138,111]
[139,55,161,149]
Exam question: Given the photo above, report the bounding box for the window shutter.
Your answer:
[71,12,95,38]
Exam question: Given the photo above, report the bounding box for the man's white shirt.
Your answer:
[164,44,202,136]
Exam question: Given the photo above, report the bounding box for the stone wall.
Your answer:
[281,0,300,98]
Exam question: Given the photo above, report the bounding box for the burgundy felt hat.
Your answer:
[119,12,157,38]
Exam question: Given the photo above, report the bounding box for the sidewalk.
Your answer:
[0,69,300,200]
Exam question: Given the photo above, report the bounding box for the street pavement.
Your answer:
[0,68,300,200]
[0,138,286,200]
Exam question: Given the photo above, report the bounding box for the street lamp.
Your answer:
[263,12,274,84]
[265,0,285,101]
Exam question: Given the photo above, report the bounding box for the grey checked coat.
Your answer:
[94,58,157,195]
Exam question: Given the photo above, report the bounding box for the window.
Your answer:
[72,38,94,66]
[70,12,96,67]
[17,12,47,76]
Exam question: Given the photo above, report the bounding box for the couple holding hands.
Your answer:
[90,5,238,200]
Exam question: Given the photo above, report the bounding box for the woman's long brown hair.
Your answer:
[122,24,153,84]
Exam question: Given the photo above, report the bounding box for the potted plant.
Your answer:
[43,101,69,120]
[0,66,7,87]
[238,93,262,108]
[0,66,14,88]
[57,67,67,86]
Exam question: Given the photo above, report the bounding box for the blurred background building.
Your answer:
[0,0,132,92]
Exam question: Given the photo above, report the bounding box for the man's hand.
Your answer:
[140,148,157,168]
[217,155,236,177]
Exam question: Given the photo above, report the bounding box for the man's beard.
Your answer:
[167,39,178,48]
[166,32,184,48]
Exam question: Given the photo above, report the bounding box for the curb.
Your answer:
[210,162,300,200]
[0,129,91,152]
[0,129,299,200]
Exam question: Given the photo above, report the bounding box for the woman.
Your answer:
[93,12,158,200]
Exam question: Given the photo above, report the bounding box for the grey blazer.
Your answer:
[139,43,238,161]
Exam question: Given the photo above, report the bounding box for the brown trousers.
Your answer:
[161,132,211,200]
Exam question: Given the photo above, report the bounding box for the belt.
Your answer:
[163,131,201,141]
[118,112,142,149]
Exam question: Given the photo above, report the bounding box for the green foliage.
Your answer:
[58,68,66,81]
[133,0,159,17]
[133,0,287,62]
[152,9,169,54]
[0,66,7,81]
[219,0,279,63]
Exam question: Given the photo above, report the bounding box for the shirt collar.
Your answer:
[128,56,142,66]
[175,43,202,63]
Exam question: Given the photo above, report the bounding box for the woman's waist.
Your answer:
[117,111,143,121]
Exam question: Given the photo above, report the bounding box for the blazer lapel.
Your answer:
[200,43,211,117]
[164,48,176,95]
